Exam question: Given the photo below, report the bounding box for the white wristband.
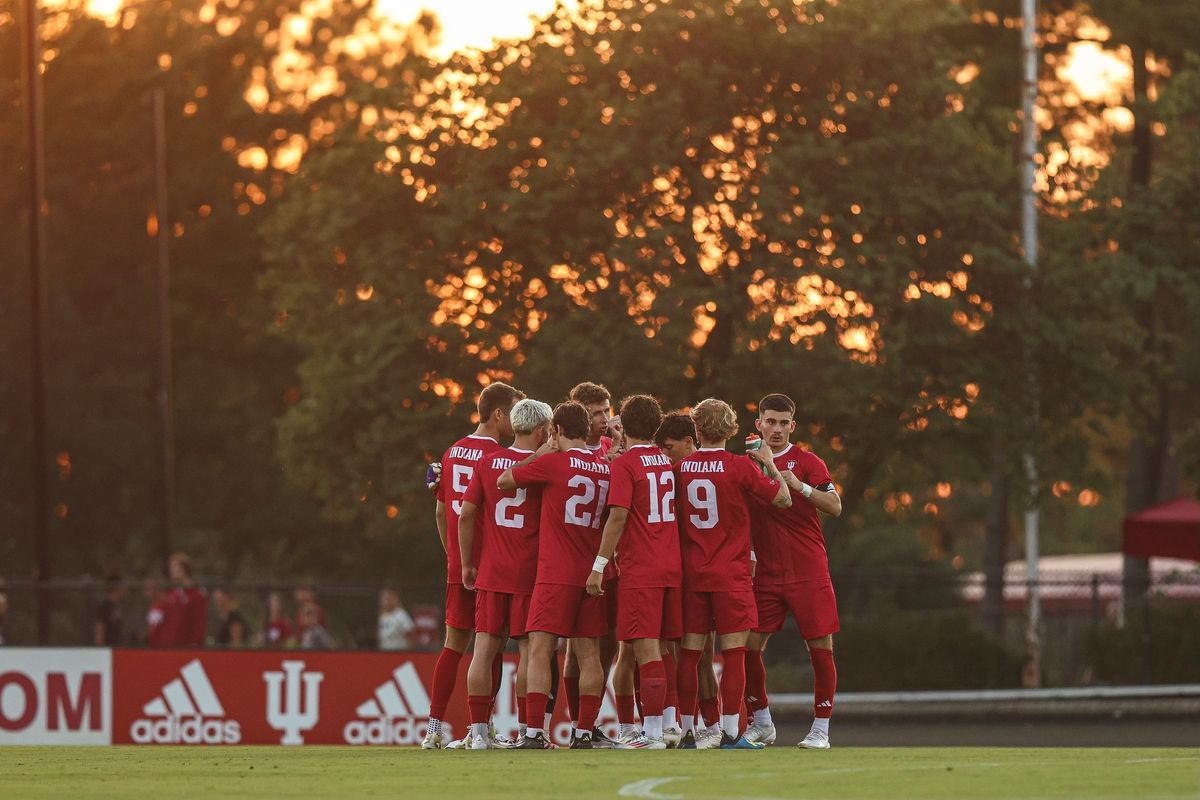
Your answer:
[592,555,609,573]
[800,482,813,498]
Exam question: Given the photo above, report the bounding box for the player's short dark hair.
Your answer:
[619,394,663,441]
[692,398,738,442]
[758,393,796,416]
[479,382,525,421]
[654,412,697,447]
[168,552,192,577]
[552,401,591,440]
[569,381,611,406]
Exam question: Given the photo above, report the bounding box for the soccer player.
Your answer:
[585,395,681,749]
[458,399,554,749]
[501,401,612,749]
[674,398,791,750]
[744,393,843,750]
[570,381,616,457]
[422,382,525,749]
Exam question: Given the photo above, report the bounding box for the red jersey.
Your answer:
[437,434,504,585]
[587,435,614,458]
[676,448,781,592]
[607,444,681,588]
[160,586,208,647]
[511,448,611,587]
[463,446,543,594]
[751,443,834,584]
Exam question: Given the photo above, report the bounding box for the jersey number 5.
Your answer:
[450,464,473,515]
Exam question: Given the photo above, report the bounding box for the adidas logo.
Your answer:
[343,662,437,745]
[817,700,833,708]
[131,659,241,744]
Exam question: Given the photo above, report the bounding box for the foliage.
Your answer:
[1087,604,1200,684]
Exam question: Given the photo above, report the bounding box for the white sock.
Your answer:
[470,722,488,738]
[811,717,830,736]
[518,723,527,738]
[681,714,695,734]
[574,727,590,738]
[644,715,663,740]
[663,706,678,730]
[526,726,543,738]
[753,707,773,727]
[544,712,553,730]
[618,722,636,739]
[705,721,720,734]
[721,713,740,739]
[428,718,442,733]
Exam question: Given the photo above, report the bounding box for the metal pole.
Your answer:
[22,0,51,644]
[1020,0,1042,688]
[152,86,176,572]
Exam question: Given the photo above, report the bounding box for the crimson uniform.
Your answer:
[607,444,682,641]
[512,448,612,639]
[438,434,504,629]
[676,448,781,634]
[750,443,839,639]
[462,447,542,637]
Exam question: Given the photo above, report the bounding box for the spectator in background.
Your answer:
[213,587,247,647]
[298,602,335,649]
[94,572,126,646]
[144,577,167,646]
[263,591,294,648]
[162,553,207,647]
[377,587,415,651]
[294,583,326,636]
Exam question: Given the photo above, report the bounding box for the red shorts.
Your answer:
[616,586,682,641]
[526,582,609,639]
[753,578,840,639]
[475,589,533,638]
[445,582,476,630]
[682,588,758,635]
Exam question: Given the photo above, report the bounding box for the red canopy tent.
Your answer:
[1122,497,1200,562]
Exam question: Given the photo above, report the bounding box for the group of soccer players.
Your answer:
[422,381,841,751]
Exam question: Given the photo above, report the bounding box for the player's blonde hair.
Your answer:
[510,398,553,434]
[691,398,738,442]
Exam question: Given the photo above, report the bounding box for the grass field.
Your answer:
[2,747,1197,799]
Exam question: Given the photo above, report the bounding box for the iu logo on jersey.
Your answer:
[343,662,435,745]
[264,660,324,745]
[132,659,241,744]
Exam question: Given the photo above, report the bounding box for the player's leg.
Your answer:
[612,642,638,741]
[697,634,722,746]
[795,578,839,750]
[715,587,763,749]
[676,631,706,747]
[660,639,681,745]
[569,635,604,748]
[515,636,530,738]
[631,637,667,743]
[515,630,557,748]
[465,631,503,748]
[423,582,474,748]
[743,583,787,745]
[562,639,580,723]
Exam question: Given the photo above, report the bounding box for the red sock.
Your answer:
[429,647,463,720]
[744,648,769,713]
[638,659,666,718]
[615,694,637,725]
[564,675,580,722]
[525,692,548,732]
[633,667,644,717]
[699,694,720,726]
[576,693,601,732]
[676,648,701,720]
[662,651,678,711]
[517,694,527,725]
[491,651,503,700]
[719,646,747,720]
[810,647,836,718]
[468,694,491,725]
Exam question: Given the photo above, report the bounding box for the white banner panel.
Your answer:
[0,648,112,745]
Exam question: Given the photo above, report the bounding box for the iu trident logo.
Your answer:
[264,660,324,745]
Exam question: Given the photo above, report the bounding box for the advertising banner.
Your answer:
[0,649,112,745]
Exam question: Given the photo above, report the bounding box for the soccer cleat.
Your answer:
[445,736,467,750]
[467,732,489,751]
[797,729,830,750]
[679,730,697,750]
[743,721,777,746]
[719,732,765,750]
[421,727,451,750]
[617,733,667,750]
[590,727,621,749]
[662,726,683,748]
[512,731,553,750]
[570,731,594,749]
[488,727,515,749]
[695,726,722,750]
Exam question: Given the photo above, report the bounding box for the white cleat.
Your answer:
[797,729,830,750]
[421,728,452,750]
[617,733,667,750]
[662,726,683,748]
[488,730,515,749]
[468,732,490,750]
[743,722,777,745]
[695,726,723,750]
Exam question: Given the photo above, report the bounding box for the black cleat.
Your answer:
[590,727,619,749]
[680,730,697,749]
[513,731,553,750]
[570,731,594,749]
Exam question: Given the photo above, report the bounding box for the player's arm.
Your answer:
[749,448,792,508]
[586,506,629,596]
[435,499,449,553]
[780,471,842,516]
[458,499,480,589]
[499,437,556,489]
